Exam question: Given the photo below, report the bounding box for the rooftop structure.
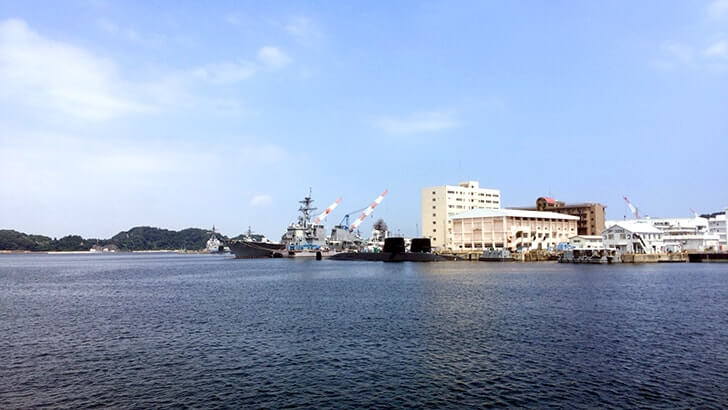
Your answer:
[421,181,501,250]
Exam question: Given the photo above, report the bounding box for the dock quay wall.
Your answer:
[620,253,688,263]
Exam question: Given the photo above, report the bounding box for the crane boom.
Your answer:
[350,190,388,232]
[313,197,342,224]
[623,196,639,219]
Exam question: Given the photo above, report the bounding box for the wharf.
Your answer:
[688,252,728,263]
[620,253,688,263]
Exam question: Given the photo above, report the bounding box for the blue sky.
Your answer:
[1,1,727,239]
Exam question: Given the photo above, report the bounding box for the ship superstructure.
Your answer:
[281,190,329,252]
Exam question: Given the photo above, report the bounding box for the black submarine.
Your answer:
[328,237,449,262]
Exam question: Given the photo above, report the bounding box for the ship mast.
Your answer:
[298,188,317,227]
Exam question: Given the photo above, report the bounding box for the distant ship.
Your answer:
[206,225,225,253]
[228,227,285,259]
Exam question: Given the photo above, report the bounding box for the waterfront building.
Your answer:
[450,208,578,251]
[568,235,605,249]
[705,209,727,250]
[514,197,606,236]
[606,216,720,252]
[601,221,664,254]
[421,181,501,249]
[648,217,719,252]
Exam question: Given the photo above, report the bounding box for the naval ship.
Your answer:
[227,227,285,258]
[229,189,387,259]
[229,191,334,258]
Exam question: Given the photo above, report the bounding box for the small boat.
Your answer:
[479,249,514,262]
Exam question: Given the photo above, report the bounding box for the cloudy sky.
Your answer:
[1,1,727,239]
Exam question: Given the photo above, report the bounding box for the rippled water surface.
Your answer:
[1,254,728,408]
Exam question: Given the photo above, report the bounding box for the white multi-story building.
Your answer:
[607,216,721,252]
[450,208,578,251]
[648,217,719,252]
[602,221,664,254]
[707,209,727,251]
[421,181,501,249]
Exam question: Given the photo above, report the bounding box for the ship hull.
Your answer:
[328,252,447,262]
[229,241,285,259]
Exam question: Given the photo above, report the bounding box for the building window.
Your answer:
[432,213,436,217]
[432,221,436,225]
[432,198,436,202]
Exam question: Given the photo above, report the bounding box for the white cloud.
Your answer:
[191,60,257,84]
[708,0,728,19]
[250,194,273,207]
[0,132,291,199]
[285,16,323,45]
[96,18,161,46]
[0,18,151,120]
[258,46,291,68]
[705,39,728,57]
[662,41,694,63]
[373,111,459,135]
[0,131,296,237]
[0,18,291,121]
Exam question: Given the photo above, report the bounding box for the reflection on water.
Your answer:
[1,254,727,407]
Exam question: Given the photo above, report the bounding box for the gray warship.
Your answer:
[228,227,285,259]
[229,191,334,258]
[229,189,387,258]
[281,190,330,254]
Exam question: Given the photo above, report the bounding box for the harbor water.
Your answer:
[1,254,727,407]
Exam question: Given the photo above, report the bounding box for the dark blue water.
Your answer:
[1,254,727,408]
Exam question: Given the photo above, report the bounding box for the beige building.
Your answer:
[515,197,606,236]
[450,208,579,251]
[421,181,501,249]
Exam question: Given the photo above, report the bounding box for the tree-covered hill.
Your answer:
[0,226,230,251]
[110,226,228,251]
[0,230,102,251]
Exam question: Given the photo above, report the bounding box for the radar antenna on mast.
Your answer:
[350,190,388,232]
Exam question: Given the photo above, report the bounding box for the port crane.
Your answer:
[337,207,368,229]
[350,190,388,232]
[623,196,640,219]
[313,197,342,224]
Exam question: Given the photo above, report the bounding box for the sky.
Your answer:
[1,1,727,239]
